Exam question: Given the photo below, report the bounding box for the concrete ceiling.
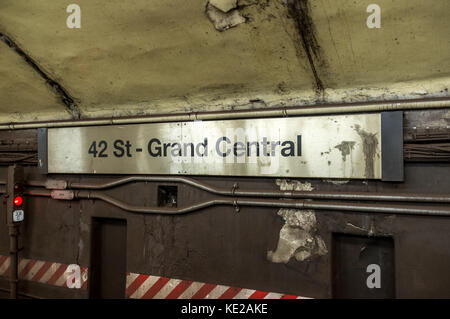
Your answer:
[0,0,449,123]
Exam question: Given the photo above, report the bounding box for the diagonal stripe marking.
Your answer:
[153,279,181,299]
[192,283,218,299]
[141,277,170,299]
[234,289,256,299]
[178,281,207,299]
[219,287,242,299]
[47,264,67,286]
[126,274,149,297]
[264,292,284,299]
[19,259,37,279]
[0,256,8,268]
[249,290,269,299]
[31,262,53,282]
[0,257,10,276]
[165,280,193,299]
[131,276,160,299]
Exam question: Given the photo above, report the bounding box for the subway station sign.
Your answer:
[38,112,403,180]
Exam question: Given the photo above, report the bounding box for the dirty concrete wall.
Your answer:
[1,161,450,298]
[0,0,449,123]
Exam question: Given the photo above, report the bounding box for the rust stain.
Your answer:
[354,124,378,179]
[334,141,356,161]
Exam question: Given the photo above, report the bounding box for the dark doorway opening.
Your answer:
[332,233,395,298]
[89,218,127,299]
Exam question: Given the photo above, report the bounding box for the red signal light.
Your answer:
[13,196,23,206]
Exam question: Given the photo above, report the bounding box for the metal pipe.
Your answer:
[8,225,18,299]
[75,190,227,214]
[27,176,450,204]
[24,189,450,217]
[1,97,449,130]
[75,192,450,216]
[25,189,52,197]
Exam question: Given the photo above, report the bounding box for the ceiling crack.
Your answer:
[286,0,325,95]
[0,31,82,119]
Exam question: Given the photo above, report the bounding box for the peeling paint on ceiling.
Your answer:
[206,1,246,31]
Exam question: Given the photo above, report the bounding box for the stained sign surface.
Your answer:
[43,114,384,179]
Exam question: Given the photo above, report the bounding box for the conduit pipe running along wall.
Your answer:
[8,225,18,299]
[24,189,450,217]
[26,176,450,204]
[0,97,449,130]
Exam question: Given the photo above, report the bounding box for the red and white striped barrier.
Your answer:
[0,255,88,290]
[125,273,306,299]
[0,255,309,299]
